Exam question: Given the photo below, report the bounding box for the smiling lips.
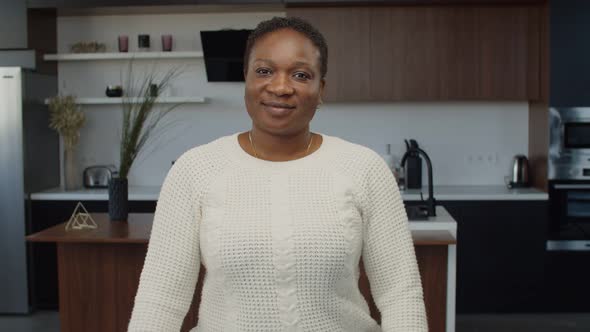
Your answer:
[261,101,296,117]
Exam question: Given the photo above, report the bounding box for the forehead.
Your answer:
[250,28,321,67]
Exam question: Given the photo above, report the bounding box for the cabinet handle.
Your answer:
[546,240,590,251]
[554,184,590,189]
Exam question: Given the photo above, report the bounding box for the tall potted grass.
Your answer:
[109,62,183,221]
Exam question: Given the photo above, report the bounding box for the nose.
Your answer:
[266,72,294,96]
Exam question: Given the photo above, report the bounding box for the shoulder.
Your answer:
[175,134,233,166]
[167,134,235,185]
[324,134,389,175]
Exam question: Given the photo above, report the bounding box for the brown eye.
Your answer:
[293,71,311,81]
[255,68,272,76]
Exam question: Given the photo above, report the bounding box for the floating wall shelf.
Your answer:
[44,97,207,105]
[43,51,204,61]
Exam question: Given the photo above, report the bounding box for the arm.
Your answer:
[128,155,201,331]
[361,154,427,331]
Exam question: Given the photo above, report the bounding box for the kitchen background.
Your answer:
[14,1,590,331]
[56,11,529,187]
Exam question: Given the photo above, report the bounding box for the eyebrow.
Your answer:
[253,59,313,68]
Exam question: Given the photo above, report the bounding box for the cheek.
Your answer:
[244,82,259,103]
[301,88,322,107]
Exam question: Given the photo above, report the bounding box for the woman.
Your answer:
[128,17,427,331]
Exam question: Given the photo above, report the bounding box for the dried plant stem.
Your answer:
[118,60,184,179]
[47,95,85,151]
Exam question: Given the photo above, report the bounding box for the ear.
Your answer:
[318,78,326,104]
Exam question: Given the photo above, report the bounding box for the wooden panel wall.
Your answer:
[528,1,548,192]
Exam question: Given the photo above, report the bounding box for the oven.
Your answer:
[548,181,590,250]
[547,107,590,250]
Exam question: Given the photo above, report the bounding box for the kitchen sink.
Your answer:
[405,205,430,220]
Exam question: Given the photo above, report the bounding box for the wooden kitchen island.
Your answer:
[27,207,457,332]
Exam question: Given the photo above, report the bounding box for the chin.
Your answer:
[255,120,303,136]
[255,115,296,132]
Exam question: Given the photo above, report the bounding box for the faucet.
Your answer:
[400,146,436,217]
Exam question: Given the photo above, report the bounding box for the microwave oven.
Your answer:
[548,107,590,180]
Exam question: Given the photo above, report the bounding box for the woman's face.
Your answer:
[244,28,325,136]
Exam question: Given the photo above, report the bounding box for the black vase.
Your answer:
[108,177,128,221]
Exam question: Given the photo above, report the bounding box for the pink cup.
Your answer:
[161,35,173,52]
[118,35,128,52]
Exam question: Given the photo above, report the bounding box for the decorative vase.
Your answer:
[108,177,128,221]
[64,147,80,190]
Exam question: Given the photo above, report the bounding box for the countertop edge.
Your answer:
[30,186,549,201]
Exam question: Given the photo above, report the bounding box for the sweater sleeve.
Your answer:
[128,155,201,331]
[360,154,428,332]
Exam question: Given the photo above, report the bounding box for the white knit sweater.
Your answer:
[128,132,427,332]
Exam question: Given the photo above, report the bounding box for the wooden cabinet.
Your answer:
[27,0,281,8]
[28,213,453,332]
[478,6,540,100]
[284,0,545,3]
[28,200,156,309]
[287,5,542,101]
[286,7,372,101]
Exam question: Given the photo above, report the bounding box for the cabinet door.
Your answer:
[386,6,441,100]
[436,7,481,99]
[442,201,548,313]
[477,6,540,100]
[289,5,541,101]
[287,7,371,102]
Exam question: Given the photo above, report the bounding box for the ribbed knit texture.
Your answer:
[128,132,427,332]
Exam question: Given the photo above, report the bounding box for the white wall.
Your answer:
[57,12,529,187]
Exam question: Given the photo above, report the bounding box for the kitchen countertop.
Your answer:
[26,206,457,245]
[30,184,548,201]
[401,185,547,201]
[30,186,161,201]
[409,206,457,239]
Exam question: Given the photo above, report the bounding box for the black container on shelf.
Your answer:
[138,34,150,50]
[105,85,123,97]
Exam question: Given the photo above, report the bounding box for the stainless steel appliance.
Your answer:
[547,107,590,251]
[0,67,59,313]
[507,155,530,188]
[548,107,590,180]
[83,165,118,188]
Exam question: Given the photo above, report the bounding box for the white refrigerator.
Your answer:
[0,67,59,313]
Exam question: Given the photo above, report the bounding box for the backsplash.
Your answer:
[56,12,528,187]
[74,101,528,187]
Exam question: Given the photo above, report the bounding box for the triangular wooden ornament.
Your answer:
[65,202,97,231]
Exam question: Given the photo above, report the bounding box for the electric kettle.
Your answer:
[507,155,530,188]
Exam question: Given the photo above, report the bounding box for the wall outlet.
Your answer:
[466,153,499,165]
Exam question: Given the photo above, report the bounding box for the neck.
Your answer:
[250,127,313,161]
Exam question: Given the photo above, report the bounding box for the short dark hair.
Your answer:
[243,16,328,79]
